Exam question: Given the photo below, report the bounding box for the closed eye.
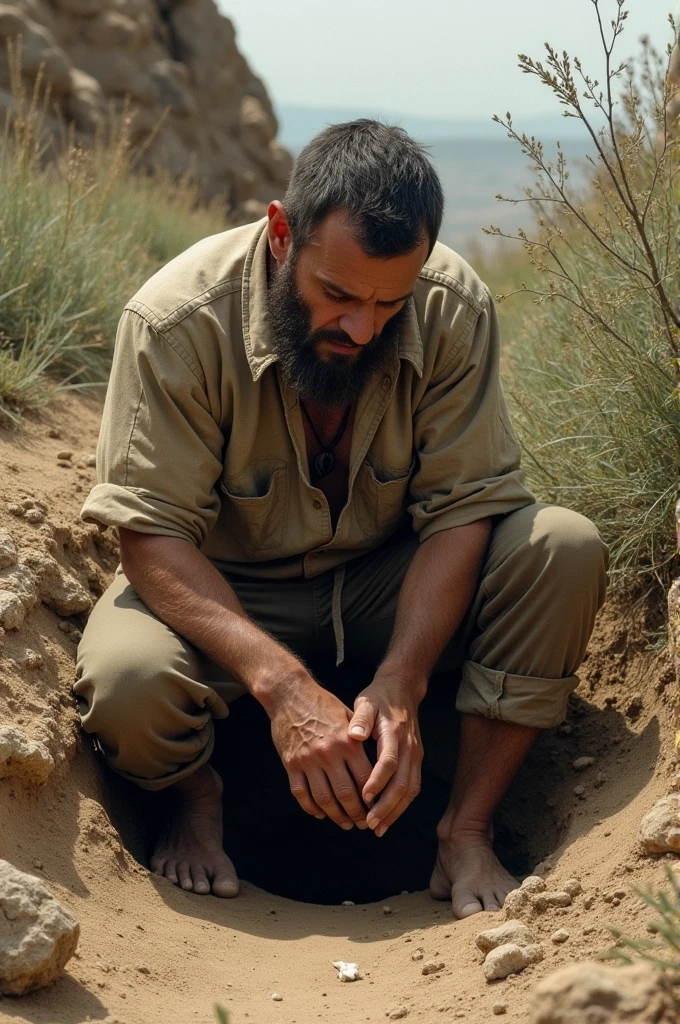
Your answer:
[323,288,351,304]
[323,287,406,309]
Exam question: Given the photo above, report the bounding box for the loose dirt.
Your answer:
[0,393,677,1024]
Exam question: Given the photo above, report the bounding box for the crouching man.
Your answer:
[74,120,607,918]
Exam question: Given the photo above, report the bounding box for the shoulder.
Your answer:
[416,240,490,318]
[124,219,265,332]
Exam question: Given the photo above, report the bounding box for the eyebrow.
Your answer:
[317,275,413,306]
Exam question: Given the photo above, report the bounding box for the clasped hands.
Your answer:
[268,672,424,837]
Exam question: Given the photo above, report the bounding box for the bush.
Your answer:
[0,50,225,421]
[490,0,680,595]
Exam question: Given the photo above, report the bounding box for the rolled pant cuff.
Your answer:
[93,726,216,792]
[455,660,579,729]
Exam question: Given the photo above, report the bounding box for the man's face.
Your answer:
[267,209,429,405]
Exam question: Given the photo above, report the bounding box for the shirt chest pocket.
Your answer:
[220,458,289,556]
[355,457,415,539]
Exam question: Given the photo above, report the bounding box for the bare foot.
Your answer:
[149,764,239,898]
[429,830,518,919]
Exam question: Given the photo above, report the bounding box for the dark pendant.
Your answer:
[314,451,335,478]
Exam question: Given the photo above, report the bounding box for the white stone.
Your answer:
[483,942,543,982]
[520,875,547,894]
[503,888,530,919]
[573,756,596,770]
[0,590,26,630]
[640,796,680,854]
[551,929,570,944]
[561,878,582,897]
[0,859,79,994]
[332,960,360,982]
[0,726,54,785]
[476,920,537,954]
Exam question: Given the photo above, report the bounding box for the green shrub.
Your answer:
[0,49,225,421]
[604,863,680,974]
[491,1,680,595]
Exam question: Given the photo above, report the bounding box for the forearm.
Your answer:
[118,528,308,705]
[377,519,492,696]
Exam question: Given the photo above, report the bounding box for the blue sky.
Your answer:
[217,0,677,120]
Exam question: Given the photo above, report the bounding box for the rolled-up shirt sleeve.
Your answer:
[409,290,534,540]
[81,307,225,546]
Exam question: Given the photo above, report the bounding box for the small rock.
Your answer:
[640,797,680,854]
[341,900,355,907]
[24,509,45,524]
[387,1008,408,1020]
[532,891,572,912]
[551,929,570,944]
[562,878,582,898]
[21,650,43,670]
[594,772,607,788]
[0,727,54,786]
[137,966,150,975]
[382,905,392,915]
[573,785,585,797]
[0,530,18,570]
[483,942,543,982]
[492,1003,508,1016]
[83,454,97,467]
[583,925,596,935]
[613,889,626,900]
[421,961,445,976]
[503,888,530,919]
[411,951,424,961]
[56,462,72,469]
[31,860,43,871]
[0,591,25,631]
[0,859,79,994]
[56,451,72,461]
[271,993,282,1001]
[47,428,61,439]
[333,961,360,982]
[520,876,546,894]
[476,920,536,955]
[583,897,594,909]
[573,756,596,770]
[557,723,572,736]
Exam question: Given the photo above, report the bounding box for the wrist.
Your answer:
[250,657,317,715]
[371,663,428,706]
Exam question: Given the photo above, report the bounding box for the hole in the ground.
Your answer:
[103,660,652,905]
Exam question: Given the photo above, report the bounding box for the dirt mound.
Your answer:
[0,393,677,1024]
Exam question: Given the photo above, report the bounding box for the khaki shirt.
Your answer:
[82,218,534,582]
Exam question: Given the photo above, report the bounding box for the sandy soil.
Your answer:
[0,393,677,1024]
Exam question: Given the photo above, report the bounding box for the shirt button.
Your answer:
[313,499,322,510]
[383,375,392,388]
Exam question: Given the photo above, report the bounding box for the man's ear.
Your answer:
[267,201,293,265]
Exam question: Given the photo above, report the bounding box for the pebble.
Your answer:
[387,1008,408,1020]
[83,454,97,467]
[573,756,596,770]
[562,878,582,897]
[47,427,60,439]
[24,509,45,524]
[56,451,72,461]
[137,966,150,975]
[583,926,596,935]
[573,785,585,797]
[551,929,570,944]
[492,1003,508,1016]
[31,859,43,870]
[271,993,282,1001]
[411,951,424,961]
[583,897,594,909]
[382,905,392,915]
[341,901,355,907]
[421,961,445,976]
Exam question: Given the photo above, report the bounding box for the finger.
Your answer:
[307,769,353,829]
[288,770,327,819]
[327,765,369,828]
[368,757,421,833]
[348,695,378,741]
[347,745,374,796]
[363,732,399,805]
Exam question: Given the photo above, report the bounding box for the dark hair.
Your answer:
[283,119,444,258]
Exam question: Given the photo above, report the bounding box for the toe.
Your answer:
[213,863,240,899]
[149,855,165,877]
[451,885,485,919]
[191,865,211,895]
[164,860,179,885]
[177,860,193,890]
[481,891,501,913]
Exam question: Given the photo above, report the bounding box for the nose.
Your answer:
[338,307,376,346]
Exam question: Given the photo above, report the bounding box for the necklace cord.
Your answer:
[301,403,351,453]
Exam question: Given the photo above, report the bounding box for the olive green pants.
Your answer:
[74,504,608,790]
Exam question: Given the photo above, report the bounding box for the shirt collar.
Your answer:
[241,218,424,382]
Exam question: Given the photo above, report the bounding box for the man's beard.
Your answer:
[267,254,407,405]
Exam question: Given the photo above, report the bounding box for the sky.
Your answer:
[217,0,677,121]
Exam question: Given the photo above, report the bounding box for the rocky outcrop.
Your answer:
[0,0,292,220]
[528,962,678,1023]
[0,859,79,995]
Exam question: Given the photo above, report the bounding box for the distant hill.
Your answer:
[275,105,594,256]
[276,103,592,152]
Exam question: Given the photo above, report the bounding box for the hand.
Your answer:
[268,676,374,830]
[347,677,424,837]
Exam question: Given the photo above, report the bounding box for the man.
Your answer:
[75,120,607,919]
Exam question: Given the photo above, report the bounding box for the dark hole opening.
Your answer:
[104,660,603,905]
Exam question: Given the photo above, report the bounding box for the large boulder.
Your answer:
[528,961,678,1023]
[0,860,79,995]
